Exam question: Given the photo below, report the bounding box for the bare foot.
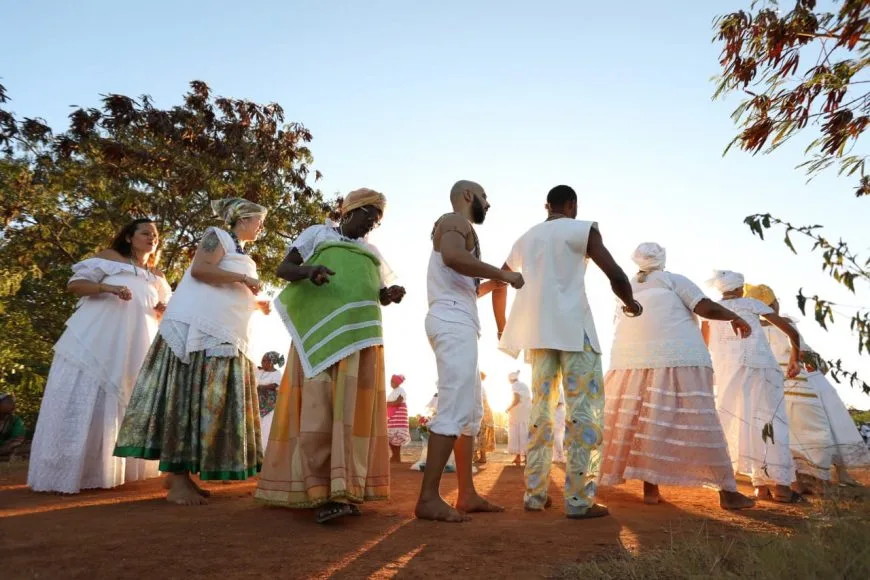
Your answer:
[167,474,208,506]
[719,490,755,510]
[164,474,211,497]
[456,493,505,514]
[415,497,471,522]
[643,482,660,505]
[567,504,610,519]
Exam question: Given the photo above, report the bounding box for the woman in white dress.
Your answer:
[257,351,285,450]
[28,219,170,494]
[506,371,532,466]
[599,244,755,509]
[702,271,805,503]
[749,283,870,488]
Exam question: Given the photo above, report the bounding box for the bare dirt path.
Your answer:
[0,451,843,579]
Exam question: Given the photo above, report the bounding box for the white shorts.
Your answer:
[425,314,483,437]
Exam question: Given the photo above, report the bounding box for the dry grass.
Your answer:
[556,492,870,580]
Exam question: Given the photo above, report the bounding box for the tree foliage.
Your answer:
[0,81,332,428]
[714,1,869,395]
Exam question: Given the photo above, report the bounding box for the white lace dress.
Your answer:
[28,258,171,493]
[708,298,795,487]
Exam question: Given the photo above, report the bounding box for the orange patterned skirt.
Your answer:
[254,346,390,508]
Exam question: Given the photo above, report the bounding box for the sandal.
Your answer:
[315,502,354,524]
[772,491,807,504]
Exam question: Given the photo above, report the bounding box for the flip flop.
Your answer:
[315,502,354,524]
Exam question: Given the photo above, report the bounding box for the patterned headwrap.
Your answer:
[211,198,267,226]
[263,351,285,368]
[341,188,387,216]
[631,242,667,272]
[707,270,745,294]
[744,283,777,306]
[390,374,405,386]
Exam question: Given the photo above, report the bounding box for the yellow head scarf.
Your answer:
[341,188,387,216]
[744,283,777,306]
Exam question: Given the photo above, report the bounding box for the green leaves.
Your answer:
[0,80,336,428]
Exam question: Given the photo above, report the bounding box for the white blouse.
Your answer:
[509,381,532,419]
[160,227,260,363]
[387,386,407,403]
[290,225,397,287]
[610,271,712,370]
[708,297,779,370]
[55,257,172,400]
[256,369,283,386]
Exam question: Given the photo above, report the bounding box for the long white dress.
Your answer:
[765,321,870,474]
[508,381,532,455]
[257,368,283,450]
[28,258,170,493]
[708,298,795,487]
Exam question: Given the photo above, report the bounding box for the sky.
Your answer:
[4,0,869,413]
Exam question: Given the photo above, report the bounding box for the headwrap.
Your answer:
[211,198,267,226]
[631,242,667,272]
[263,351,285,368]
[340,188,387,216]
[508,370,520,382]
[391,374,405,386]
[744,283,777,306]
[707,270,745,294]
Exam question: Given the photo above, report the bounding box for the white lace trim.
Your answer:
[159,313,254,364]
[625,450,733,465]
[611,339,712,370]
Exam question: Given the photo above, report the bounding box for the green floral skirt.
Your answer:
[114,336,263,480]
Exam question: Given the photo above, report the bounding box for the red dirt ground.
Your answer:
[1,450,861,579]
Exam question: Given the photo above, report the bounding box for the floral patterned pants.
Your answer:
[524,342,604,515]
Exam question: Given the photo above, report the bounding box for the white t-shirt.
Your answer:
[510,381,532,419]
[610,271,712,370]
[290,224,397,287]
[387,386,407,403]
[708,297,779,370]
[499,219,601,357]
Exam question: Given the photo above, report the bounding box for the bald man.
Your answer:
[415,180,524,523]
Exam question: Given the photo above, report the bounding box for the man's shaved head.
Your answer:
[450,180,485,203]
[449,180,489,225]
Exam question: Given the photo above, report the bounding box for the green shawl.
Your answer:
[276,241,383,378]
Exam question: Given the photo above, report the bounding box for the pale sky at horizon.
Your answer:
[5,0,869,412]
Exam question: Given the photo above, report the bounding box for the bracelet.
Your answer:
[97,283,105,294]
[623,300,643,318]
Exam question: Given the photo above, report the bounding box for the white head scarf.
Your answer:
[631,242,667,272]
[707,270,745,294]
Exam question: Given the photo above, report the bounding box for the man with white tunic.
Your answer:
[415,180,524,523]
[495,185,640,518]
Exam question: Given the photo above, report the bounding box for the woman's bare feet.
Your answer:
[167,473,208,506]
[719,490,755,510]
[163,474,211,497]
[643,482,660,505]
[456,493,505,514]
[415,496,471,522]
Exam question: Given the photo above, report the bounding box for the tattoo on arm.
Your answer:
[200,231,220,253]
